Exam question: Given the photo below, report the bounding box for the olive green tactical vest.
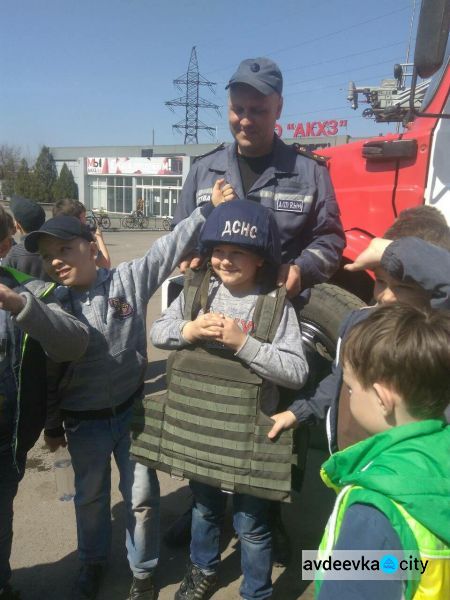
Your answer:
[131,268,295,501]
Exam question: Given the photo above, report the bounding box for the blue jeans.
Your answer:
[190,481,272,600]
[65,406,160,577]
[0,450,26,589]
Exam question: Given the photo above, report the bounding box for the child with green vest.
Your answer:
[148,199,309,600]
[315,303,450,600]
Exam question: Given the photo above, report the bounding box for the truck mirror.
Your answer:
[414,0,450,78]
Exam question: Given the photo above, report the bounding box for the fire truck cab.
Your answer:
[320,0,450,305]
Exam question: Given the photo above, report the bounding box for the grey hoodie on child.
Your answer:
[51,205,212,419]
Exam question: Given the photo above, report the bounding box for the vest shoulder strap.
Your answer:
[252,286,287,343]
[183,267,211,320]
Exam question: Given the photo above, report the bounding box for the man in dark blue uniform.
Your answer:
[174,57,345,301]
[168,57,346,568]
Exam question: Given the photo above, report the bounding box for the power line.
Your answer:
[202,4,410,76]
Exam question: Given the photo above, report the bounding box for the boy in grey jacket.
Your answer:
[24,199,222,600]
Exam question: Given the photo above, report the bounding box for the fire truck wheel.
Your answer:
[298,283,366,451]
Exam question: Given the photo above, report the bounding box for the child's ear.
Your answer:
[373,382,395,417]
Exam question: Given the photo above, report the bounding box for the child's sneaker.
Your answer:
[128,573,157,600]
[174,562,218,600]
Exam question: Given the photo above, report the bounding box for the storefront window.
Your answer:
[125,187,132,213]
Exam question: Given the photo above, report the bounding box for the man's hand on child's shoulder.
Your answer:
[344,238,392,272]
[0,284,26,315]
[179,253,205,274]
[276,264,301,298]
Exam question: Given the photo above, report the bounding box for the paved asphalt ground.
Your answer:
[10,228,335,600]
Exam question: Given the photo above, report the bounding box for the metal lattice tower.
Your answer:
[165,46,220,144]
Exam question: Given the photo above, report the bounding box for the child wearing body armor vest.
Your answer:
[23,198,222,600]
[315,303,450,600]
[148,200,309,600]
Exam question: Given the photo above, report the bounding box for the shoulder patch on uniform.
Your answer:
[292,143,329,165]
[193,143,226,164]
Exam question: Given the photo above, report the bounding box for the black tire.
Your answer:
[163,217,171,231]
[100,215,111,229]
[139,216,149,229]
[298,283,365,451]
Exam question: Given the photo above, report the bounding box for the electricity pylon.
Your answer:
[166,46,220,144]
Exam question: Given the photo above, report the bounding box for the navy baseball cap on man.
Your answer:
[24,216,94,252]
[226,58,283,96]
[199,199,282,266]
[10,196,46,233]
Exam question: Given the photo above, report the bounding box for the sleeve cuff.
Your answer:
[12,292,32,323]
[288,398,318,425]
[180,321,193,345]
[235,335,261,363]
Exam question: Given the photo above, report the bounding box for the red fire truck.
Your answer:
[299,0,450,373]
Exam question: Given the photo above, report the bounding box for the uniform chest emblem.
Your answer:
[109,297,134,319]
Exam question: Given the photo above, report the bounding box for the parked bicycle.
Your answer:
[86,209,111,230]
[120,212,173,231]
[121,211,149,229]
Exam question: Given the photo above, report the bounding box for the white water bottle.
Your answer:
[54,447,75,501]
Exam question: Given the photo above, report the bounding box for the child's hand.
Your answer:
[212,315,246,352]
[44,434,67,452]
[267,410,298,440]
[211,178,237,206]
[182,312,224,343]
[0,284,26,315]
[344,238,392,272]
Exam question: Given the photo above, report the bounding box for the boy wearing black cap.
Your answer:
[149,200,308,600]
[24,198,224,600]
[3,196,48,280]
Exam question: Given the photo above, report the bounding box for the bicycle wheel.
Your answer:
[125,216,136,229]
[163,217,171,231]
[139,216,149,229]
[120,217,129,229]
[100,215,111,229]
[86,215,96,230]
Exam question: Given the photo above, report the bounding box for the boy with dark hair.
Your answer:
[52,198,111,269]
[24,197,225,600]
[147,199,308,600]
[3,196,48,280]
[269,205,450,450]
[0,210,89,600]
[316,303,450,600]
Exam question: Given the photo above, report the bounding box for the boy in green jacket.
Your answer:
[316,304,450,600]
